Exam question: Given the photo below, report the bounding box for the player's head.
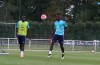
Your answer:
[56,13,61,21]
[22,15,26,22]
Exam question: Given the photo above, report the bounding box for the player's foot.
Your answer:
[48,54,51,58]
[20,53,24,58]
[61,53,64,60]
[61,56,64,60]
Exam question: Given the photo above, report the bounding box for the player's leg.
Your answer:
[20,43,25,53]
[48,34,57,58]
[48,41,55,58]
[18,36,25,58]
[60,43,64,59]
[58,35,64,59]
[19,43,25,58]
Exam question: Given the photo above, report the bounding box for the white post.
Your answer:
[93,40,97,52]
[94,40,97,52]
[72,40,74,51]
[8,38,10,49]
[15,24,16,38]
[28,40,31,51]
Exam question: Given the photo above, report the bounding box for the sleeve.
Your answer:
[16,22,19,28]
[27,22,30,28]
[64,21,68,27]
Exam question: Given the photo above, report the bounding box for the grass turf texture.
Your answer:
[0,50,100,65]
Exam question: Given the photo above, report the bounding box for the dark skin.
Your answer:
[56,14,61,21]
[16,16,31,39]
[22,16,26,22]
[49,14,65,56]
[16,16,31,51]
[56,14,68,35]
[50,14,62,35]
[51,14,68,37]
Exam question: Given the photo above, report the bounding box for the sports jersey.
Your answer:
[54,20,67,35]
[16,20,30,36]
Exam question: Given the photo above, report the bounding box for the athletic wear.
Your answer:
[17,35,25,44]
[52,20,67,44]
[16,20,30,36]
[54,20,67,35]
[52,34,64,44]
[48,19,67,59]
[16,19,30,58]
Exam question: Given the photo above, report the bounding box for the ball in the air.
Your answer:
[41,14,47,20]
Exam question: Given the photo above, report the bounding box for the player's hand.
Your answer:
[27,34,31,40]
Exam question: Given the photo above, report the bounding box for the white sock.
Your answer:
[62,53,64,54]
[21,51,24,54]
[49,51,52,54]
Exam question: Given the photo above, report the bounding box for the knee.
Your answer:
[60,44,63,47]
[51,42,54,46]
[20,43,25,46]
[51,41,55,46]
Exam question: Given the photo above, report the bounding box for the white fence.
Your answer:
[0,38,100,52]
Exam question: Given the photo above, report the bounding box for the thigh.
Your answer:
[51,34,58,43]
[18,36,25,44]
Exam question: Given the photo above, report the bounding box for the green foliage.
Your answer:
[0,22,100,40]
[0,0,100,40]
[0,0,99,22]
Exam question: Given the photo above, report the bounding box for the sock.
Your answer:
[62,53,64,57]
[49,51,52,55]
[21,51,24,54]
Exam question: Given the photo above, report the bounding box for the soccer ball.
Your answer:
[41,14,47,20]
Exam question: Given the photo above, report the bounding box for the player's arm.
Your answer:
[28,28,31,39]
[64,21,68,34]
[65,26,68,34]
[16,28,18,36]
[27,23,31,39]
[16,22,19,38]
[51,23,55,35]
[48,24,55,39]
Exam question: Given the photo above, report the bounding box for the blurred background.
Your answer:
[0,0,100,40]
[0,0,100,52]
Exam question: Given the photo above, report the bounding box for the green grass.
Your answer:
[0,50,100,65]
[3,43,100,52]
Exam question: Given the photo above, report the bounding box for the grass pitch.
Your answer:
[0,50,100,65]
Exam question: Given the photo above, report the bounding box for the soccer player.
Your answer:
[48,13,68,60]
[16,16,31,58]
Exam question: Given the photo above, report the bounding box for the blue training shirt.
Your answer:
[54,20,68,35]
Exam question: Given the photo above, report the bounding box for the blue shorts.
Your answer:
[52,34,64,44]
[17,35,26,44]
